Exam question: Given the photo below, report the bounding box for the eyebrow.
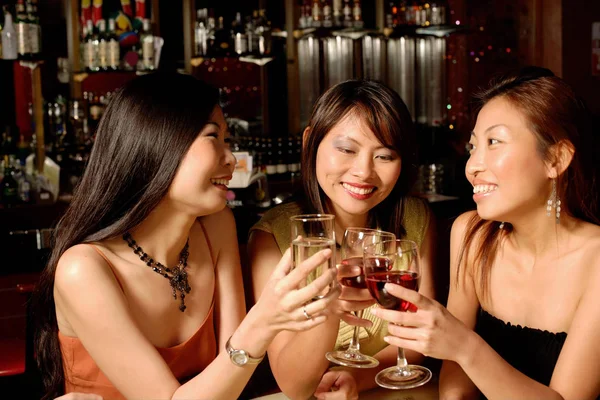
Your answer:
[204,121,221,129]
[334,135,392,151]
[470,124,508,137]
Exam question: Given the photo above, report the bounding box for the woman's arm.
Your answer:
[55,208,338,400]
[249,230,341,399]
[439,211,480,400]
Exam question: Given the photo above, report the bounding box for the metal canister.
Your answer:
[362,34,384,81]
[297,35,321,129]
[323,35,354,88]
[386,36,416,120]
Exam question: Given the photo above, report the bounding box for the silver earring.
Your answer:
[546,179,561,224]
[499,222,505,230]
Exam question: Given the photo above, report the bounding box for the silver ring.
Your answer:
[303,305,312,320]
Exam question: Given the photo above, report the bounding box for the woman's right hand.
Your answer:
[252,247,341,333]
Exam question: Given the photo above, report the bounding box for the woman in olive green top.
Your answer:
[248,80,437,399]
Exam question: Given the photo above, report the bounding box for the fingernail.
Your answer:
[383,336,391,343]
[384,283,394,290]
[370,308,378,316]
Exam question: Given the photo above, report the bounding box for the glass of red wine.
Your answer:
[363,239,432,389]
[325,228,396,368]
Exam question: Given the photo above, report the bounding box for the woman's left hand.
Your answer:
[314,370,358,400]
[371,283,472,362]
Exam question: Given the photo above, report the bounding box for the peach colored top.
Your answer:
[59,223,217,400]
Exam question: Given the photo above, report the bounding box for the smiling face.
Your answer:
[315,112,402,223]
[466,97,553,222]
[167,106,236,215]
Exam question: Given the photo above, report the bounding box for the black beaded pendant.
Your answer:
[123,232,191,312]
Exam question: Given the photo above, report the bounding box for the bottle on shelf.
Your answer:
[139,18,155,71]
[232,12,247,56]
[15,0,30,60]
[322,0,333,28]
[275,137,288,179]
[26,0,41,58]
[212,16,231,56]
[311,0,322,28]
[97,19,108,71]
[333,0,343,27]
[195,8,208,56]
[256,9,271,56]
[352,0,364,28]
[342,0,352,27]
[265,138,277,176]
[1,155,19,206]
[84,20,99,72]
[1,8,17,60]
[107,18,120,70]
[299,0,312,29]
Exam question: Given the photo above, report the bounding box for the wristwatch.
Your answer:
[225,336,265,366]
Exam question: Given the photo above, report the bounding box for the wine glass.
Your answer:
[363,239,432,390]
[289,214,337,300]
[325,228,396,368]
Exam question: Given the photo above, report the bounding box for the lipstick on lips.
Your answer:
[342,182,376,200]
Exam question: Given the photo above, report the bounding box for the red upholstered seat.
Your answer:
[0,338,26,377]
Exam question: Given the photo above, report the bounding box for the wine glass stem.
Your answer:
[347,309,363,353]
[396,346,409,372]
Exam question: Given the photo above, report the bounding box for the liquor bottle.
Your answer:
[352,0,364,28]
[342,0,352,27]
[1,155,19,206]
[26,0,40,58]
[265,138,277,176]
[312,0,322,28]
[195,8,208,56]
[256,9,271,56]
[212,16,231,56]
[322,0,333,28]
[84,20,99,72]
[107,19,120,70]
[140,18,155,70]
[1,9,17,60]
[333,0,343,27]
[275,137,288,178]
[15,0,30,60]
[97,19,108,71]
[299,0,311,29]
[232,12,247,56]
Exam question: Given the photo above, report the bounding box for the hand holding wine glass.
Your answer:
[325,228,395,368]
[363,239,432,390]
[371,281,474,364]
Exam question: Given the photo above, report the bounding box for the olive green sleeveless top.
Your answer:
[249,197,431,356]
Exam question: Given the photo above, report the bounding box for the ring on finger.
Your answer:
[303,305,312,320]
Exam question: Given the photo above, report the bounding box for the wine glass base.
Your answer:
[375,365,432,389]
[325,350,380,368]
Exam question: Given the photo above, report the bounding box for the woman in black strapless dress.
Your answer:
[371,67,600,400]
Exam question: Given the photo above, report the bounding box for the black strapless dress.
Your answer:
[475,309,567,386]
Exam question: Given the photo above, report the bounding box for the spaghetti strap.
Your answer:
[88,244,126,293]
[198,220,216,268]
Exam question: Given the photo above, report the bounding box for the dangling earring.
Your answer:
[546,179,561,224]
[499,222,505,230]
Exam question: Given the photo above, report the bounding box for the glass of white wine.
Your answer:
[290,214,336,301]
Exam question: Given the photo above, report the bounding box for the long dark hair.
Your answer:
[457,67,600,296]
[32,72,220,399]
[300,79,418,238]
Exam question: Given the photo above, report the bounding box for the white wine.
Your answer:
[292,237,336,300]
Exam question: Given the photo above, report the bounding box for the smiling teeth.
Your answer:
[211,178,229,186]
[473,185,498,194]
[342,183,375,195]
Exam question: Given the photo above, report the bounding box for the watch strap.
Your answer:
[225,335,265,365]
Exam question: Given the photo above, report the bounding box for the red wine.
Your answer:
[339,257,366,288]
[365,271,419,312]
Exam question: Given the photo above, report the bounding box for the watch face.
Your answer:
[232,351,249,365]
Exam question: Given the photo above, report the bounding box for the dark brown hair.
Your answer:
[457,67,600,296]
[300,79,418,238]
[32,72,220,399]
